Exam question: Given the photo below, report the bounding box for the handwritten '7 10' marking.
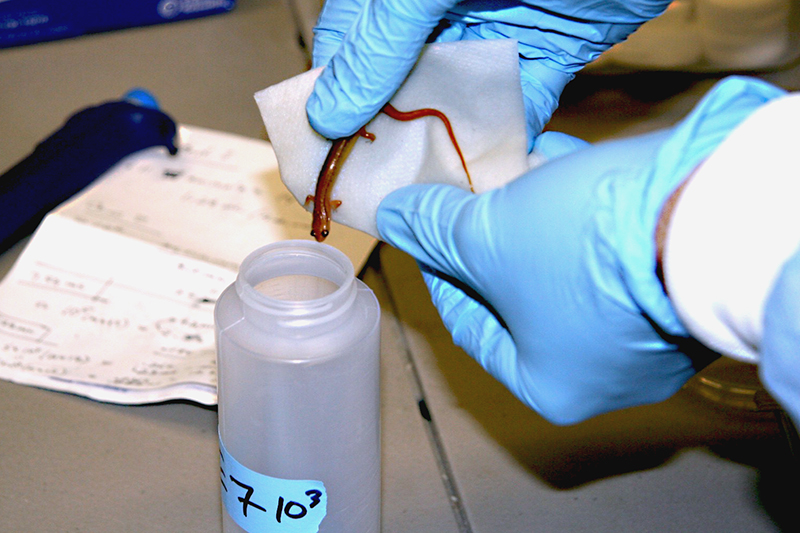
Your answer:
[221,464,322,524]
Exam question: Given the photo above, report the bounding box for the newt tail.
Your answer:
[381,103,473,193]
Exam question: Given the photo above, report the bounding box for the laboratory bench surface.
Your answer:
[2,1,800,531]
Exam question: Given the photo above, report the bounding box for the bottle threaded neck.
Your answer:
[234,240,357,331]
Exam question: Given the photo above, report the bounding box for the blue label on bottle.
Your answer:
[219,432,327,532]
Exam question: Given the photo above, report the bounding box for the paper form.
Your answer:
[0,125,376,404]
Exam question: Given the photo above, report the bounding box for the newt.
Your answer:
[306,104,472,242]
[305,126,375,242]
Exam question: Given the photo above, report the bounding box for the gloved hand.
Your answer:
[761,246,800,428]
[307,0,671,151]
[376,76,784,424]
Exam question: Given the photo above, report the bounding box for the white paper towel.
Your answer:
[255,39,529,239]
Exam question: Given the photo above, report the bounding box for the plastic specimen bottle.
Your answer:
[215,240,381,532]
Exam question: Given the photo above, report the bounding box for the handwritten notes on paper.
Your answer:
[0,125,376,404]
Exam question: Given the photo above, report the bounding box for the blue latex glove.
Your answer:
[761,246,800,428]
[377,77,786,424]
[307,0,671,151]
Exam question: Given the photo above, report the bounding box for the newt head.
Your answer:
[309,197,341,242]
[310,210,329,241]
[310,224,329,242]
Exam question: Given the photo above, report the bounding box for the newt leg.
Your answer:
[305,195,341,210]
[357,126,376,142]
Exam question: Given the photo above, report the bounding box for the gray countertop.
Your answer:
[1,1,798,531]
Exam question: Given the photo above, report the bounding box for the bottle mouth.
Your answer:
[234,240,357,327]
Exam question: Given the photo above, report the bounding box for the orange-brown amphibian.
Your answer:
[306,126,375,242]
[307,104,472,242]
